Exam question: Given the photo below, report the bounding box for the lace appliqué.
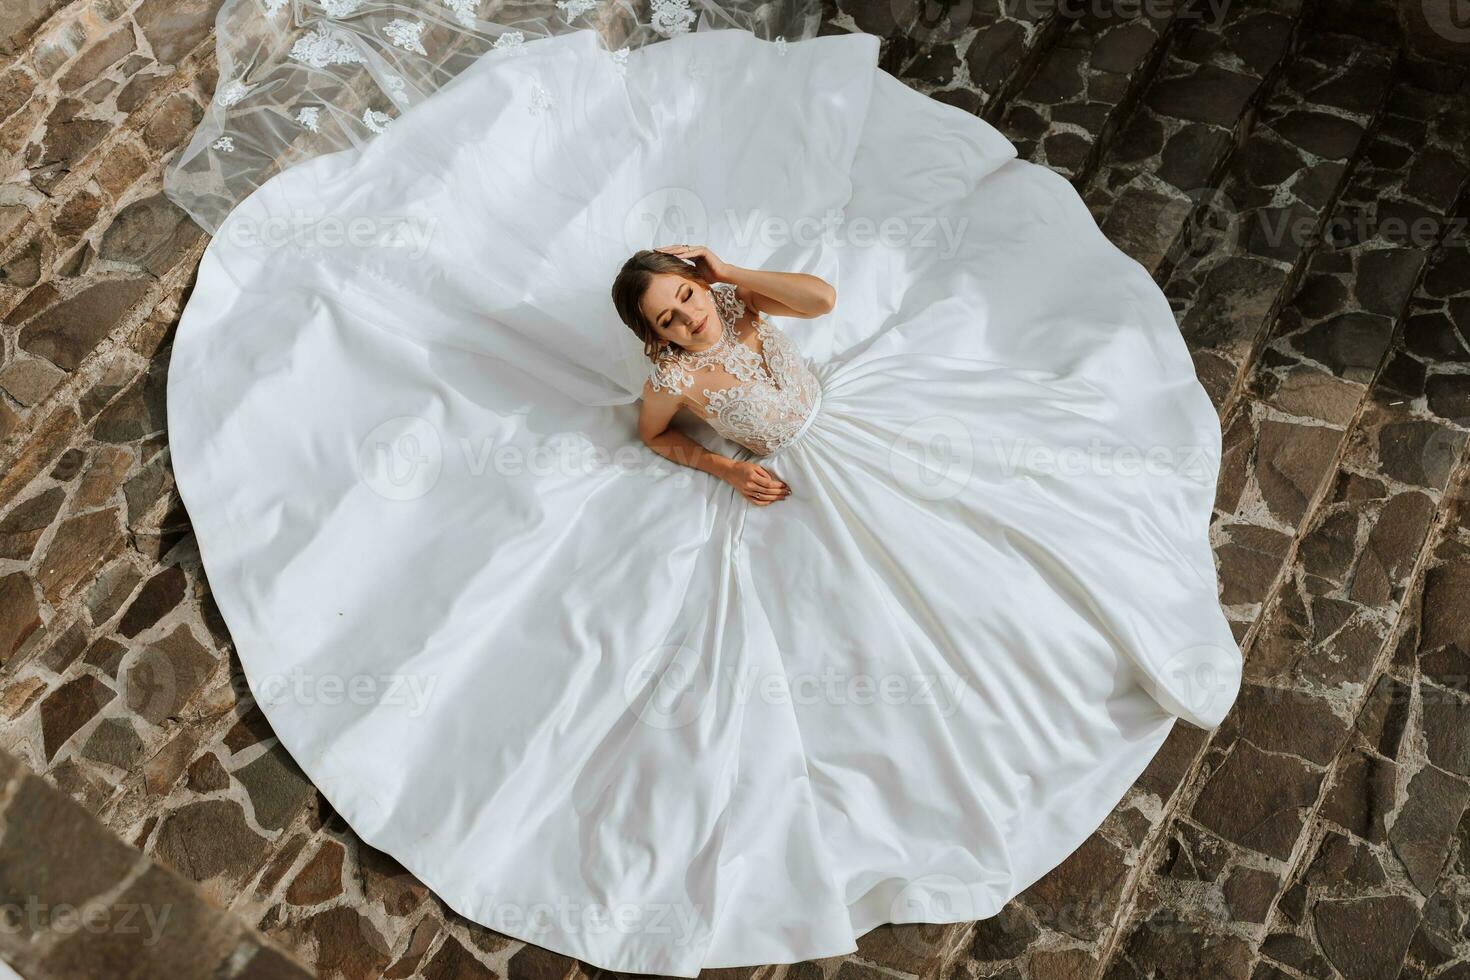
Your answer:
[648,281,821,457]
[557,0,598,22]
[290,27,363,67]
[528,81,556,114]
[443,0,481,28]
[385,19,428,54]
[650,0,696,36]
[362,108,391,133]
[217,79,250,106]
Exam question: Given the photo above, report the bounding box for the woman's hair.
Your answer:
[610,249,709,361]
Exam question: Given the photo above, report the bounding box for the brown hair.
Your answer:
[610,249,710,361]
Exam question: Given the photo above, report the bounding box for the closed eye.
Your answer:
[660,284,691,329]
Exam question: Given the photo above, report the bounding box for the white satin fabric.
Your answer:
[168,26,1242,975]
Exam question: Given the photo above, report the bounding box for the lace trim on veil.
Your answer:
[163,0,826,234]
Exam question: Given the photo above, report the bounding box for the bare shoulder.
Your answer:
[641,375,683,410]
[638,375,684,442]
[641,375,665,399]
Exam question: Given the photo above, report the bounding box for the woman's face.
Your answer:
[639,274,718,351]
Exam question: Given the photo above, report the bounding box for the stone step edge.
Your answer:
[1107,11,1313,286]
[932,31,1403,977]
[1088,175,1470,978]
[0,743,313,979]
[1062,0,1208,190]
[1206,44,1406,429]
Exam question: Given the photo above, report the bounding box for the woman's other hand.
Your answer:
[726,461,790,506]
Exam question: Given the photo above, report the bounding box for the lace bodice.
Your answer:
[649,282,822,456]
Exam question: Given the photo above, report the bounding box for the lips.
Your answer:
[691,315,708,335]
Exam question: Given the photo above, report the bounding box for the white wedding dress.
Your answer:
[165,7,1242,974]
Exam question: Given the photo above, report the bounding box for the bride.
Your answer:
[621,245,832,503]
[163,0,1243,974]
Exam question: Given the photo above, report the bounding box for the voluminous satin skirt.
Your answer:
[167,26,1241,974]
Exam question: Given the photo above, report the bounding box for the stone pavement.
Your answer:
[0,0,1468,978]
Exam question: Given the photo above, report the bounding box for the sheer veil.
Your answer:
[163,0,828,235]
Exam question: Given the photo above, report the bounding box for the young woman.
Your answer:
[615,245,833,505]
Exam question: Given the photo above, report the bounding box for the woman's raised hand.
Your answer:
[726,461,790,506]
[654,244,731,284]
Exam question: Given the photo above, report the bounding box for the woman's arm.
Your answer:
[651,245,835,319]
[723,266,836,320]
[637,383,791,506]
